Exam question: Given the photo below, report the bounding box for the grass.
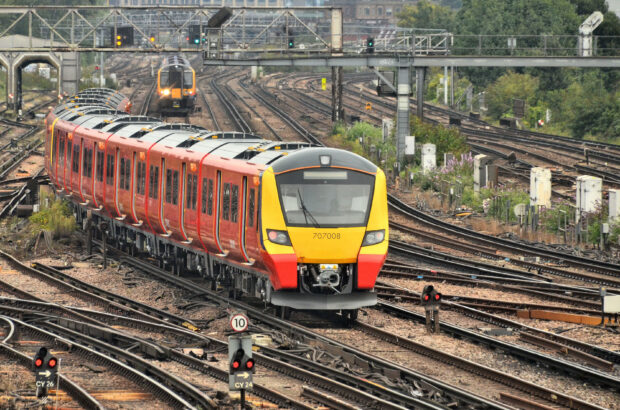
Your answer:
[29,192,76,238]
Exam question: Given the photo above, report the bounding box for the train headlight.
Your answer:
[362,229,385,246]
[267,229,291,246]
[162,89,170,96]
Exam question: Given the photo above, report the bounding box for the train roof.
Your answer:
[50,89,377,171]
[160,55,191,69]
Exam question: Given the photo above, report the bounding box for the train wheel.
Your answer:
[276,306,291,320]
[343,309,358,326]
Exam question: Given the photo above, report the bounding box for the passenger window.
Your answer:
[124,158,131,190]
[58,136,65,160]
[231,184,239,223]
[201,178,207,213]
[106,154,114,185]
[73,145,80,173]
[166,169,172,203]
[120,158,125,189]
[191,174,197,210]
[96,151,104,182]
[186,174,197,209]
[136,161,145,194]
[149,165,159,199]
[172,170,179,205]
[83,148,92,178]
[66,141,72,167]
[248,188,255,227]
[207,179,213,215]
[222,183,230,220]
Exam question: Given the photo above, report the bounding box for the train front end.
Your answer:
[157,65,196,114]
[260,148,388,311]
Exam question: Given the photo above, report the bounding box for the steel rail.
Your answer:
[209,77,251,133]
[374,281,620,366]
[119,255,513,410]
[30,261,199,328]
[0,337,104,409]
[354,320,606,410]
[8,316,203,409]
[376,301,620,390]
[388,194,620,276]
[0,252,199,329]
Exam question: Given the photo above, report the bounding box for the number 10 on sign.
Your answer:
[230,313,249,332]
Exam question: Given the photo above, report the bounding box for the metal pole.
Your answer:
[240,389,245,409]
[396,65,411,162]
[100,52,104,87]
[443,65,448,105]
[415,67,425,120]
[450,66,454,106]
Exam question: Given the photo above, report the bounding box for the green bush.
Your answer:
[410,117,469,165]
[29,193,76,238]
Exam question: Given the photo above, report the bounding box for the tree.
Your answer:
[397,0,456,31]
[485,71,539,119]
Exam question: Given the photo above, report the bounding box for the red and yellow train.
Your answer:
[45,88,388,318]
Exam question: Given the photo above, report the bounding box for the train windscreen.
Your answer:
[276,169,374,227]
[184,71,193,88]
[169,69,182,88]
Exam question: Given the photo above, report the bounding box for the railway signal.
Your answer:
[288,36,295,49]
[228,334,254,408]
[366,37,375,53]
[420,285,442,333]
[33,347,59,398]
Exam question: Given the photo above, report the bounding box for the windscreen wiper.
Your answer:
[297,189,320,228]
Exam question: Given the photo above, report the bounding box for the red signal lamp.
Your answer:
[48,358,57,368]
[434,293,441,301]
[423,294,430,301]
[232,360,240,369]
[34,358,43,367]
[245,359,254,370]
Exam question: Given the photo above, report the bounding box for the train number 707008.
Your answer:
[313,233,340,240]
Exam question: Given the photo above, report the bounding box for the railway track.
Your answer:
[388,194,620,276]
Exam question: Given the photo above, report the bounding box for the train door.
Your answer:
[198,168,218,253]
[214,170,226,255]
[64,134,72,194]
[243,177,260,263]
[160,158,174,237]
[134,153,146,226]
[129,151,139,224]
[93,145,105,209]
[178,163,190,242]
[103,146,116,217]
[218,172,243,260]
[239,176,253,264]
[79,139,94,205]
[114,147,124,218]
[145,155,163,234]
[70,138,81,202]
[54,131,64,186]
[183,163,198,244]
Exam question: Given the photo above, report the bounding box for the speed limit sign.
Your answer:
[230,313,249,333]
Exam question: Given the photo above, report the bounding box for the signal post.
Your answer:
[421,285,442,333]
[33,347,59,398]
[228,312,254,408]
